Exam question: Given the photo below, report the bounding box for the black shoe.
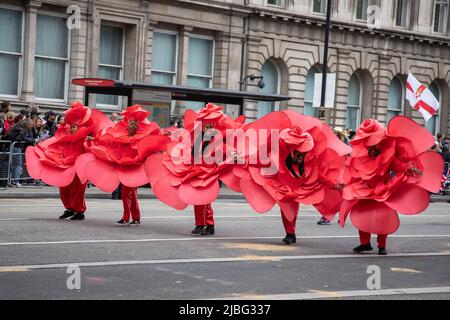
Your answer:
[282,233,296,244]
[191,226,205,235]
[317,217,331,225]
[115,219,129,226]
[353,244,373,253]
[129,220,141,227]
[202,225,215,236]
[378,248,388,255]
[70,213,85,221]
[59,210,75,219]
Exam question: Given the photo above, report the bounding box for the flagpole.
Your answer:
[319,0,332,123]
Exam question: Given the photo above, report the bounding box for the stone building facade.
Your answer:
[1,0,449,135]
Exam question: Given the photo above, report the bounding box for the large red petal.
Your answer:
[144,154,170,186]
[240,173,276,213]
[350,200,400,234]
[385,184,430,215]
[416,151,445,193]
[152,176,188,210]
[339,200,357,227]
[219,168,241,192]
[40,166,76,187]
[85,160,119,193]
[178,182,220,205]
[118,164,148,188]
[138,135,170,161]
[25,147,44,180]
[314,187,342,220]
[74,153,96,184]
[388,116,434,155]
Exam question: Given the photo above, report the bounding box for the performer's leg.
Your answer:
[120,185,132,223]
[353,230,374,253]
[192,205,207,235]
[129,187,141,224]
[377,234,388,255]
[70,176,87,214]
[194,205,206,226]
[205,204,214,226]
[203,204,215,236]
[69,176,87,220]
[359,230,371,245]
[281,210,297,244]
[58,184,75,219]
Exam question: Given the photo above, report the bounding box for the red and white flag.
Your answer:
[406,73,440,122]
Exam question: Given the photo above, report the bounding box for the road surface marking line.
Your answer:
[1,234,450,246]
[214,286,450,300]
[390,267,422,274]
[1,252,449,270]
[0,266,30,273]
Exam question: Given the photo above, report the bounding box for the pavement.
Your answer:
[0,198,449,300]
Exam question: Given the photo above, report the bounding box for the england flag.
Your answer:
[406,73,440,122]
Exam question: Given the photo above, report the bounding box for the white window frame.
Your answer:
[387,78,405,123]
[35,11,71,104]
[347,73,362,130]
[394,0,411,29]
[0,5,24,100]
[96,23,126,110]
[151,29,179,86]
[355,0,370,22]
[312,0,327,15]
[432,0,449,34]
[186,34,215,89]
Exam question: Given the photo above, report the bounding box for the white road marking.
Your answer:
[0,234,450,247]
[214,286,450,300]
[0,252,449,271]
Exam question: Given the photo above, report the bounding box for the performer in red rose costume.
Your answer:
[76,105,169,226]
[144,103,245,235]
[233,110,351,244]
[340,117,444,255]
[25,102,112,220]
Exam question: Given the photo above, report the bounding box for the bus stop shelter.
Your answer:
[72,78,291,127]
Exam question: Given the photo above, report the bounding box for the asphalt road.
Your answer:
[0,198,449,300]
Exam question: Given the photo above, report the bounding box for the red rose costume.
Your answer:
[144,103,245,233]
[76,105,169,223]
[339,116,444,253]
[25,102,112,216]
[233,110,351,241]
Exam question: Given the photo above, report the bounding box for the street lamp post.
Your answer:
[319,0,332,122]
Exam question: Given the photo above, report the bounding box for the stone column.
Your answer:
[175,26,193,113]
[21,0,42,103]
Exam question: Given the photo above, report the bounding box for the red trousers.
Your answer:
[194,204,214,226]
[59,176,87,213]
[359,230,388,248]
[281,210,298,234]
[121,185,141,221]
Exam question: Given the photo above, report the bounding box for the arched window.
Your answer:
[387,77,404,122]
[304,67,320,117]
[346,73,362,130]
[258,60,280,118]
[425,82,441,135]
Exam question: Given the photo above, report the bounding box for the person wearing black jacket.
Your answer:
[44,111,57,137]
[6,119,38,187]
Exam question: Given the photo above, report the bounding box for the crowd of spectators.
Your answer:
[0,101,67,187]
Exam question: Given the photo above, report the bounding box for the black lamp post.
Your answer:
[319,0,332,121]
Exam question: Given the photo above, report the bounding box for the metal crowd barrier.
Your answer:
[0,140,40,190]
[442,162,450,196]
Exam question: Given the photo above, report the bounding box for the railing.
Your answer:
[0,140,41,190]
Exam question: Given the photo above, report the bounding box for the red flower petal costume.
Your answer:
[75,105,169,193]
[144,103,246,211]
[233,110,351,230]
[25,102,112,187]
[339,116,444,236]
